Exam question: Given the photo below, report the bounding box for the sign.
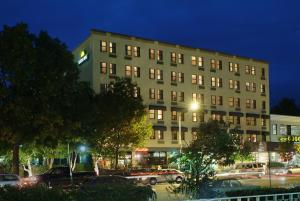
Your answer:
[78,50,88,65]
[279,136,300,142]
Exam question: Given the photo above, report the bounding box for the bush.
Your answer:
[226,186,300,197]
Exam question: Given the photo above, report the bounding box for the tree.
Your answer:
[0,23,89,174]
[279,141,295,163]
[232,141,254,163]
[88,77,152,170]
[271,98,300,116]
[180,120,240,187]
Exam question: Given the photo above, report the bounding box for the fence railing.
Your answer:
[185,191,300,201]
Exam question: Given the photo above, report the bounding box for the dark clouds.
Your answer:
[1,0,300,106]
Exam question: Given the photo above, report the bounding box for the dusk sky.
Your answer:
[1,0,300,106]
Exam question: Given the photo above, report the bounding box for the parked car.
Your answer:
[0,174,21,187]
[156,169,184,183]
[288,165,300,174]
[217,163,266,178]
[195,178,257,199]
[22,166,95,187]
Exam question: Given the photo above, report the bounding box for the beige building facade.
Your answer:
[73,29,270,167]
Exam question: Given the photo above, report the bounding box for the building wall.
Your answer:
[73,29,270,152]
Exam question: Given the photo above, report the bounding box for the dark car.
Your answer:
[23,166,95,187]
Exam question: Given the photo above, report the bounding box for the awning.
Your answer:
[171,126,188,132]
[229,112,244,117]
[211,110,227,115]
[171,107,187,112]
[246,130,260,135]
[149,105,167,110]
[246,113,260,118]
[152,125,167,131]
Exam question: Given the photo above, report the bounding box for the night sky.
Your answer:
[1,0,300,106]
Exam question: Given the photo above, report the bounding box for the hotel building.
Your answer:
[73,29,270,167]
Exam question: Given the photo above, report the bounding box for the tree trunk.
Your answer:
[23,158,33,177]
[49,158,54,169]
[12,143,19,175]
[115,148,119,170]
[92,155,100,176]
[71,151,77,171]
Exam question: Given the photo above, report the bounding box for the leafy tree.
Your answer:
[88,77,152,170]
[180,120,240,188]
[271,98,300,116]
[232,141,254,162]
[279,141,295,162]
[0,23,90,174]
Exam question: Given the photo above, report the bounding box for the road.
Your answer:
[153,175,300,201]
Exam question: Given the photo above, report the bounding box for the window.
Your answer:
[235,98,240,108]
[235,81,240,90]
[171,111,177,121]
[157,69,163,80]
[157,50,163,61]
[261,84,266,94]
[246,82,250,91]
[178,72,184,83]
[198,57,203,67]
[229,62,233,72]
[234,63,239,73]
[157,89,163,100]
[171,91,177,102]
[261,68,265,77]
[149,89,155,99]
[157,110,163,120]
[181,131,185,141]
[245,65,250,74]
[178,92,184,102]
[180,112,185,121]
[192,112,197,122]
[133,46,140,57]
[252,100,256,109]
[178,53,184,64]
[149,109,155,119]
[261,118,266,126]
[217,78,222,87]
[172,130,178,140]
[171,71,177,82]
[157,130,164,140]
[133,87,140,98]
[171,52,176,63]
[279,125,287,135]
[262,101,266,110]
[229,80,234,89]
[216,60,222,70]
[228,115,234,124]
[198,75,204,85]
[246,117,256,126]
[125,65,132,76]
[211,95,216,105]
[211,77,216,87]
[109,63,116,75]
[125,45,132,56]
[191,56,197,66]
[149,49,155,59]
[228,97,234,107]
[192,131,197,140]
[149,68,155,79]
[272,124,277,135]
[212,114,222,121]
[100,41,107,52]
[246,99,251,108]
[100,62,107,74]
[192,75,197,84]
[217,96,223,105]
[133,66,140,77]
[109,42,116,54]
[235,116,241,125]
[150,130,156,139]
[211,59,216,69]
[251,66,256,75]
[252,83,256,92]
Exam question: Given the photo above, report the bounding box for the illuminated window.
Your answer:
[191,56,197,66]
[229,80,234,89]
[178,53,184,64]
[149,68,155,79]
[125,65,132,76]
[217,96,223,105]
[100,62,107,74]
[133,87,140,98]
[252,83,256,92]
[171,52,176,63]
[109,42,116,54]
[178,92,184,102]
[211,95,216,105]
[171,91,177,102]
[211,77,216,87]
[157,50,163,61]
[235,81,240,90]
[178,72,184,83]
[149,49,155,59]
[198,57,203,67]
[171,71,177,82]
[100,41,107,52]
[198,75,204,85]
[192,131,197,140]
[133,46,140,57]
[211,59,216,69]
[109,63,116,75]
[157,89,163,100]
[157,130,164,140]
[125,45,132,56]
[234,63,239,73]
[157,110,163,120]
[192,112,197,122]
[235,116,241,125]
[261,118,266,126]
[192,75,197,84]
[149,89,155,99]
[133,66,140,77]
[192,93,197,102]
[228,115,234,124]
[157,69,163,80]
[217,78,222,87]
[279,125,287,135]
[245,65,250,74]
[172,130,178,140]
[272,124,277,135]
[251,66,256,75]
[150,130,156,139]
[229,62,233,72]
[216,60,222,70]
[246,99,251,108]
[171,111,177,121]
[149,109,155,119]
[246,117,256,126]
[235,98,240,108]
[228,97,234,107]
[246,82,251,91]
[261,84,266,94]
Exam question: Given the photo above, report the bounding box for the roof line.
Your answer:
[90,28,269,64]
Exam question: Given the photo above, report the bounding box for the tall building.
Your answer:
[73,29,270,167]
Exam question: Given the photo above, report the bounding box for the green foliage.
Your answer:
[226,186,300,197]
[268,161,286,168]
[232,141,254,162]
[0,185,154,201]
[271,98,300,116]
[279,141,295,162]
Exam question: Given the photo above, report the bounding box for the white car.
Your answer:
[0,174,21,187]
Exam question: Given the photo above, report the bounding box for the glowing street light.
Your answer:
[190,101,200,111]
